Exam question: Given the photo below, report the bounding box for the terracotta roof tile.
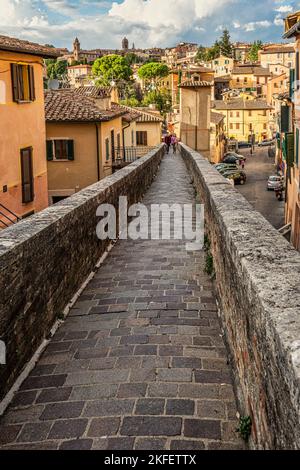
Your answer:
[212,99,273,110]
[211,111,225,125]
[44,90,126,122]
[117,104,164,122]
[0,34,59,58]
[74,86,111,99]
[179,80,212,88]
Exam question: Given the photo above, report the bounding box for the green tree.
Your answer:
[219,29,233,57]
[142,88,172,115]
[120,97,140,107]
[206,41,221,61]
[195,45,208,62]
[92,54,132,86]
[138,62,169,88]
[46,59,67,79]
[125,52,139,65]
[247,40,263,62]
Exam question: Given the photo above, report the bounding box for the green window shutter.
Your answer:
[285,132,294,168]
[46,140,53,161]
[67,140,74,160]
[296,128,299,166]
[290,68,295,99]
[280,105,290,133]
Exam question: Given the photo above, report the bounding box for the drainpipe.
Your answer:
[95,123,101,181]
[122,121,131,161]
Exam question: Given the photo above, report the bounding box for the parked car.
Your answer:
[223,170,247,185]
[215,164,238,174]
[258,139,275,147]
[238,141,252,149]
[267,175,285,190]
[223,156,245,164]
[224,152,246,161]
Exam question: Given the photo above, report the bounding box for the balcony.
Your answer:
[113,146,158,169]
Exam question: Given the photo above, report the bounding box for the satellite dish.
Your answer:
[48,79,60,90]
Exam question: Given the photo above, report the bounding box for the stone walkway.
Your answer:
[0,151,244,450]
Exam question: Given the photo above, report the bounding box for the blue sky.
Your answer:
[0,0,298,49]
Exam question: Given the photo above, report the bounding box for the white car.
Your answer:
[267,175,284,191]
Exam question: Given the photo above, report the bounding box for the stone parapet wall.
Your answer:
[0,145,164,402]
[180,143,300,449]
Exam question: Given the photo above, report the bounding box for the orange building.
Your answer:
[0,35,58,228]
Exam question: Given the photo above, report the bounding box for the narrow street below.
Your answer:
[236,147,285,230]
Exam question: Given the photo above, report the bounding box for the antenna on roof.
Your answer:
[48,79,60,90]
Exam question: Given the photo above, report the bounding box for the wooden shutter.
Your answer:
[296,128,299,166]
[10,63,19,102]
[46,141,53,161]
[28,66,36,101]
[296,52,300,90]
[289,68,295,99]
[67,140,74,160]
[20,147,34,203]
[280,105,290,133]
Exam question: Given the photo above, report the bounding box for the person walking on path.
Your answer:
[171,134,178,154]
[164,134,171,154]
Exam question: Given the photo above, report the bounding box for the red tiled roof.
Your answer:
[118,104,164,122]
[74,86,111,99]
[179,80,212,88]
[44,90,127,122]
[0,34,59,58]
[211,111,225,125]
[212,99,273,110]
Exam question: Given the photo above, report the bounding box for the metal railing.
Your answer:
[0,203,21,229]
[113,146,157,164]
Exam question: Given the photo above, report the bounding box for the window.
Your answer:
[236,111,240,118]
[229,123,233,130]
[236,77,240,83]
[249,110,252,117]
[131,130,134,146]
[105,138,110,161]
[249,123,253,131]
[20,147,34,203]
[236,123,240,130]
[230,111,233,118]
[117,133,121,149]
[111,130,115,161]
[11,64,35,103]
[263,123,267,130]
[244,77,248,83]
[262,110,267,116]
[136,131,148,146]
[46,140,74,161]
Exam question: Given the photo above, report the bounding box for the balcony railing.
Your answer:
[113,146,157,165]
[0,203,21,229]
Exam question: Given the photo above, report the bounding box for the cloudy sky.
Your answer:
[0,0,298,49]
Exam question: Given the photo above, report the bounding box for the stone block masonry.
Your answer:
[180,143,300,449]
[0,145,164,402]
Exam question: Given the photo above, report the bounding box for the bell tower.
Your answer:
[73,37,80,62]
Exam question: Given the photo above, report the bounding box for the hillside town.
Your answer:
[0,5,300,453]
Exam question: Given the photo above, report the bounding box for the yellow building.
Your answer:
[211,55,234,77]
[67,64,92,86]
[158,71,179,106]
[212,98,273,142]
[282,11,300,250]
[120,106,163,148]
[230,65,272,96]
[45,89,126,203]
[0,35,58,228]
[258,44,295,70]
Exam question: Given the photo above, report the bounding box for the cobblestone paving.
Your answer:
[0,152,244,450]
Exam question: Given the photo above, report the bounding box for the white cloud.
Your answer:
[243,20,272,32]
[275,5,293,13]
[274,14,284,26]
[108,0,233,44]
[233,21,241,29]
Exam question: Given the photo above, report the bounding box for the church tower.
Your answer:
[73,37,80,62]
[122,37,129,51]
